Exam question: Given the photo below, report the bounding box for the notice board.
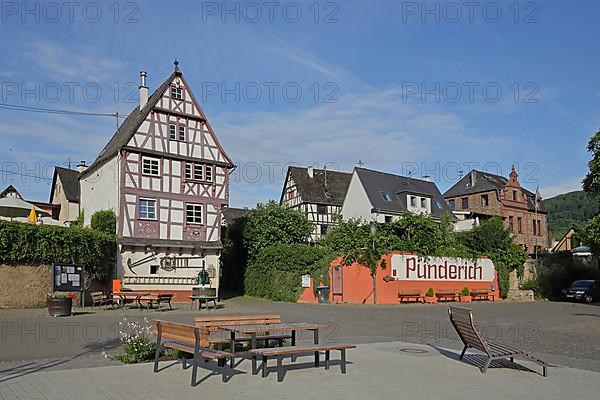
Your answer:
[52,264,84,292]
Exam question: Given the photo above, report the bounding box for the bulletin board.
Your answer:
[52,264,84,292]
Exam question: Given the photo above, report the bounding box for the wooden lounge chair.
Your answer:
[448,307,548,376]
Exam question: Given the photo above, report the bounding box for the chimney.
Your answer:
[139,70,148,110]
[76,161,87,173]
[307,167,314,178]
[470,170,476,187]
[423,175,431,182]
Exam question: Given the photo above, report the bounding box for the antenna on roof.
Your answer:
[458,170,464,179]
[174,58,180,71]
[357,159,365,167]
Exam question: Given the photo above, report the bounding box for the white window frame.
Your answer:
[139,198,157,220]
[171,86,183,99]
[142,157,160,176]
[204,165,213,182]
[178,125,186,141]
[169,124,177,140]
[186,203,203,224]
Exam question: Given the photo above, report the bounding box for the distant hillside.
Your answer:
[542,191,598,239]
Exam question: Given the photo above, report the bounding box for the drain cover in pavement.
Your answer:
[399,348,428,354]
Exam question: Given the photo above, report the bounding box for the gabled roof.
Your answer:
[283,166,352,206]
[354,167,453,219]
[0,185,21,199]
[50,167,80,203]
[443,169,543,212]
[81,71,177,176]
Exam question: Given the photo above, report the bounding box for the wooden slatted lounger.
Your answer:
[448,306,548,376]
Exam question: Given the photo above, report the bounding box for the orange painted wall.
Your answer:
[298,252,501,304]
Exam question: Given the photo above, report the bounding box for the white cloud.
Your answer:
[540,176,584,199]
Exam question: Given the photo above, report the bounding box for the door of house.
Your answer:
[332,266,343,295]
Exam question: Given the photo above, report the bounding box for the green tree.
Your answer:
[90,210,117,235]
[583,129,600,197]
[243,201,313,260]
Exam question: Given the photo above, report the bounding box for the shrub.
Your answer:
[244,243,335,302]
[460,287,470,296]
[520,279,542,299]
[426,288,434,297]
[0,220,116,282]
[90,210,116,234]
[118,318,156,364]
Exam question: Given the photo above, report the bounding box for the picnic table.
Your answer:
[112,291,150,309]
[220,322,328,371]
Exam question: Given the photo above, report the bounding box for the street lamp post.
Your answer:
[370,222,377,305]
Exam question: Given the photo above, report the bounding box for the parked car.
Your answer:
[561,280,600,303]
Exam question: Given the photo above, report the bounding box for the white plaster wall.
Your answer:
[341,172,374,222]
[80,156,120,227]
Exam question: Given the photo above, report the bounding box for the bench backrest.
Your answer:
[90,291,105,301]
[398,289,423,295]
[153,320,207,347]
[448,307,489,355]
[193,315,281,347]
[157,294,173,300]
[437,289,458,295]
[470,289,489,294]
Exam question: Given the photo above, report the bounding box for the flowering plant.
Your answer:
[117,317,156,364]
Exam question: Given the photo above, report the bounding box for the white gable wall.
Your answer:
[341,172,375,222]
[80,155,120,227]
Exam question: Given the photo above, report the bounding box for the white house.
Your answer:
[49,166,82,224]
[341,168,453,223]
[79,62,234,298]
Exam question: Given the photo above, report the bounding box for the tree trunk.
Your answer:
[373,272,377,304]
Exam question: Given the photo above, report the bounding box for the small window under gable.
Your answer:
[380,191,392,202]
[142,157,160,176]
[193,163,203,181]
[171,86,183,99]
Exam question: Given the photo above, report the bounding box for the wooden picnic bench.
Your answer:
[249,344,356,382]
[470,289,495,302]
[436,289,459,302]
[152,320,232,385]
[193,314,290,350]
[90,291,113,309]
[448,306,548,376]
[398,289,425,303]
[139,293,173,310]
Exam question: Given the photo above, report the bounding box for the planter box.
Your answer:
[47,297,72,317]
[459,295,472,303]
[425,296,437,304]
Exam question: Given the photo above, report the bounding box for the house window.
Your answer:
[448,199,455,210]
[317,205,327,215]
[178,126,186,141]
[205,165,213,182]
[380,192,392,202]
[517,217,522,233]
[185,163,213,182]
[186,203,203,224]
[384,216,393,224]
[481,194,489,207]
[193,163,204,181]
[320,224,328,235]
[142,157,159,176]
[513,190,517,201]
[169,124,177,140]
[533,220,537,235]
[171,86,182,99]
[420,198,427,208]
[508,216,514,232]
[410,196,417,207]
[461,197,468,209]
[139,198,156,220]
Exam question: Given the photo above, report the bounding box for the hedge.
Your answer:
[0,220,116,282]
[244,243,335,302]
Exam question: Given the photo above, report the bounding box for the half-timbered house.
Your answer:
[280,166,351,242]
[79,62,234,300]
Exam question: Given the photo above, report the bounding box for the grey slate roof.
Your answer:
[285,166,352,206]
[443,170,543,212]
[81,71,178,176]
[355,167,453,219]
[51,167,80,203]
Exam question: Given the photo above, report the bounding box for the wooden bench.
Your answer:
[398,289,425,303]
[249,344,356,382]
[436,289,459,302]
[470,289,494,302]
[448,307,548,376]
[152,320,232,385]
[140,294,173,310]
[90,291,113,309]
[194,315,290,349]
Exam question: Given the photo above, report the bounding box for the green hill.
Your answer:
[542,191,598,239]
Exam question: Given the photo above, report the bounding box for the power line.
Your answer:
[0,169,53,181]
[0,102,129,119]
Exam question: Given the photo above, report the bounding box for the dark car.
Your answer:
[561,280,600,303]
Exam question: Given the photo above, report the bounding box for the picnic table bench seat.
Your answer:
[470,289,495,302]
[436,289,459,302]
[398,289,425,303]
[448,306,548,376]
[249,344,357,382]
[90,291,113,309]
[138,294,173,310]
[152,320,232,385]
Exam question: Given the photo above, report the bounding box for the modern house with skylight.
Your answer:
[341,167,453,223]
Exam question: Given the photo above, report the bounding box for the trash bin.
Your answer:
[316,285,330,304]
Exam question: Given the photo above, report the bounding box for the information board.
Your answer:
[52,264,84,292]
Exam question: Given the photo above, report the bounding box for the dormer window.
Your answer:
[380,191,392,201]
[420,198,426,208]
[171,86,183,99]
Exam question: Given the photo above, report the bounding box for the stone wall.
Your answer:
[0,265,51,308]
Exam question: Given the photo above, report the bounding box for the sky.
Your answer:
[0,0,598,207]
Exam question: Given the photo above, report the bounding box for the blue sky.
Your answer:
[0,0,598,207]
